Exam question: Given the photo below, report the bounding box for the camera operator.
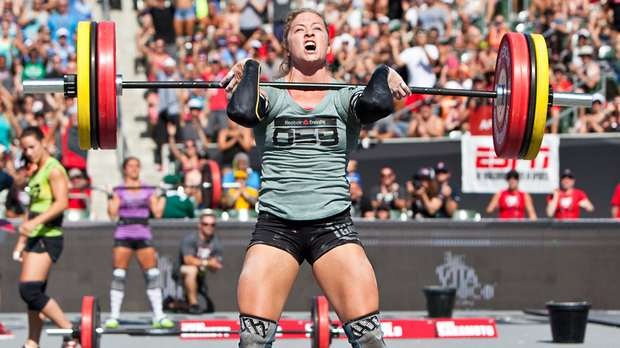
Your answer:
[407,167,442,219]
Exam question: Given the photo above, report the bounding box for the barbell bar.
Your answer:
[22,21,594,158]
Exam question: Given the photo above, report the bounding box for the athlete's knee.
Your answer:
[343,312,386,348]
[111,268,127,291]
[19,281,50,311]
[238,314,277,348]
[144,268,161,289]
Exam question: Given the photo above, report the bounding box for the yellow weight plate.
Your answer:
[524,33,549,160]
[77,21,91,150]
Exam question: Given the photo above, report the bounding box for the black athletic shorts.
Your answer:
[114,238,153,250]
[249,208,362,264]
[24,236,64,263]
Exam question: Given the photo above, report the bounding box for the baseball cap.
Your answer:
[560,169,575,179]
[68,168,84,178]
[188,98,203,110]
[505,170,519,180]
[250,40,262,49]
[592,93,605,104]
[56,28,69,38]
[163,57,176,68]
[434,162,449,173]
[234,170,248,180]
[578,45,594,56]
[415,167,433,180]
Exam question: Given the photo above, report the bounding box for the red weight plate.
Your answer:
[518,34,537,158]
[313,296,330,348]
[493,33,530,158]
[97,21,117,149]
[207,160,222,209]
[81,296,95,348]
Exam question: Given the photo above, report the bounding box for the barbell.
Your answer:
[47,295,336,348]
[22,21,594,158]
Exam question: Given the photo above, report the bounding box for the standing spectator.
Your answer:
[417,0,452,39]
[238,0,267,40]
[174,0,196,39]
[148,0,176,50]
[216,119,253,169]
[51,28,75,71]
[369,166,407,217]
[201,53,229,138]
[0,88,20,152]
[392,29,439,88]
[350,180,373,219]
[546,169,594,219]
[610,183,620,219]
[5,164,28,219]
[174,210,223,314]
[434,162,458,218]
[153,57,181,169]
[167,123,205,175]
[271,0,290,42]
[572,45,601,93]
[486,170,537,220]
[47,0,78,41]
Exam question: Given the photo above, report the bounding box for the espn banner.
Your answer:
[461,134,559,193]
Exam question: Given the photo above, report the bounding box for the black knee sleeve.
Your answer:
[227,59,267,128]
[352,65,395,124]
[343,312,386,348]
[238,314,277,348]
[19,281,50,311]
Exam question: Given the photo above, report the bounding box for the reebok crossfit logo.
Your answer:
[435,252,495,306]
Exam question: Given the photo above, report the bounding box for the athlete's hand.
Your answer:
[13,236,26,262]
[387,67,411,100]
[221,58,256,93]
[19,220,37,237]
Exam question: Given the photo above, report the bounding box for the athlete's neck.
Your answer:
[287,65,332,84]
[124,178,141,187]
[36,153,50,168]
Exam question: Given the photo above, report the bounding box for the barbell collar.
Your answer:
[550,91,593,108]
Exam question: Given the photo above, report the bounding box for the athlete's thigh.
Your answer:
[112,246,134,269]
[20,252,53,281]
[312,243,380,322]
[135,247,158,270]
[237,244,300,321]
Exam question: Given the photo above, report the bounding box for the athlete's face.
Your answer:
[287,12,329,68]
[20,135,44,164]
[123,159,141,181]
[507,177,518,190]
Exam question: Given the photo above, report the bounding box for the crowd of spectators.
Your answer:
[0,0,617,221]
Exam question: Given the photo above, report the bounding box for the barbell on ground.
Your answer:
[47,295,336,348]
[23,21,594,158]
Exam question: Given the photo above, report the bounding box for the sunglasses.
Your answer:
[201,222,216,227]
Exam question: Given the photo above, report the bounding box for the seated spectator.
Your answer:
[611,183,620,219]
[222,170,258,218]
[222,152,259,190]
[572,45,601,93]
[65,168,91,221]
[158,174,196,219]
[406,167,442,219]
[433,162,459,218]
[350,180,373,219]
[407,99,445,138]
[576,93,606,133]
[546,169,594,219]
[370,167,407,217]
[174,210,222,314]
[5,164,27,219]
[486,170,537,220]
[346,159,362,186]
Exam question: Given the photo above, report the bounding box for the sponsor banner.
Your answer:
[461,134,559,193]
[180,318,497,340]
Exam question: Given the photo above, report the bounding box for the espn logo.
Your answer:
[475,146,550,169]
[435,320,497,338]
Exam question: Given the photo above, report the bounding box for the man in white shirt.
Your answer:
[391,29,439,87]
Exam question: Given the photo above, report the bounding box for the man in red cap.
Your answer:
[546,169,594,219]
[611,183,620,219]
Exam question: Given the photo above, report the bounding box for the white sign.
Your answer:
[435,321,496,338]
[461,134,559,193]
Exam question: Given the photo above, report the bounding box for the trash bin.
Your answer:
[546,301,590,343]
[423,286,456,318]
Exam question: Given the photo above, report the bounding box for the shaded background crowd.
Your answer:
[0,0,617,221]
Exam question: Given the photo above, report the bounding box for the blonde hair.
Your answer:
[279,8,329,76]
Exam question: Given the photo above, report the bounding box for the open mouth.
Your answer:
[304,41,317,52]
